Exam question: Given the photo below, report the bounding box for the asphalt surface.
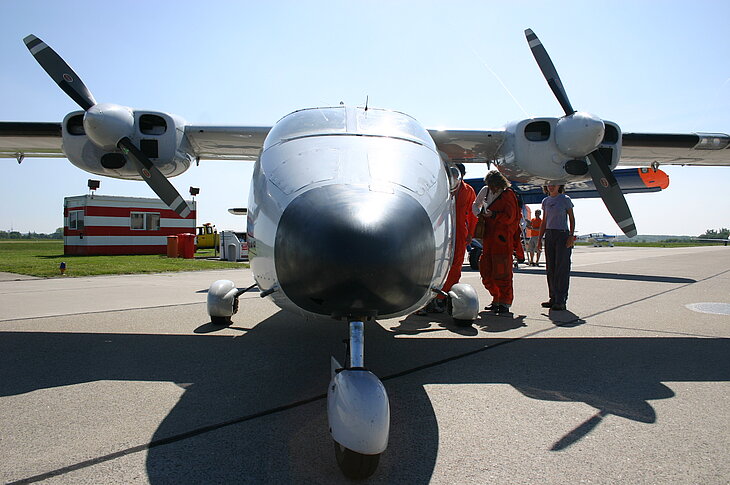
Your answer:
[1,246,728,484]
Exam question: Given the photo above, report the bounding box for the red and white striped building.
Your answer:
[63,194,196,255]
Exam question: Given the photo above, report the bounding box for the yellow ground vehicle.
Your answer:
[196,223,219,249]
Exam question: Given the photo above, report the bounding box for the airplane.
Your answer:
[2,29,730,478]
[694,237,730,246]
[577,233,617,247]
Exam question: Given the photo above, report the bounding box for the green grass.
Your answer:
[0,240,246,277]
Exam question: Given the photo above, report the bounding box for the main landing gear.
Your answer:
[206,280,257,325]
[328,321,389,479]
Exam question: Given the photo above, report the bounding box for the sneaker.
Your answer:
[484,302,497,311]
[424,299,437,313]
[428,298,446,313]
[551,303,566,311]
[541,301,553,308]
[494,304,510,314]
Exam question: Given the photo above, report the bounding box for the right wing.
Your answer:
[184,125,271,161]
[0,121,63,160]
[0,121,272,162]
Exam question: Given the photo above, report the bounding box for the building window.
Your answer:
[130,212,160,231]
[146,213,160,231]
[69,210,84,230]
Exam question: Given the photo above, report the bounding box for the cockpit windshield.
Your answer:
[263,106,434,150]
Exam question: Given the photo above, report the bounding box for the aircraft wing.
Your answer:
[428,129,506,163]
[619,132,730,166]
[0,121,63,159]
[187,126,508,162]
[184,125,271,161]
[0,122,273,162]
[5,122,730,169]
[428,129,730,167]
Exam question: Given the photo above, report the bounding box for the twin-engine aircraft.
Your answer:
[2,29,730,478]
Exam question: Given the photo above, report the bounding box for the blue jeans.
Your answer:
[544,229,572,305]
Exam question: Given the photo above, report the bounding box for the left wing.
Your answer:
[619,132,730,166]
[428,129,506,163]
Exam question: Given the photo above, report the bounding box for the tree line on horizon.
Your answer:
[1,228,63,240]
[698,228,730,239]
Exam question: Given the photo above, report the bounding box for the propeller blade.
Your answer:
[118,137,192,218]
[586,150,637,237]
[23,35,96,111]
[524,29,575,116]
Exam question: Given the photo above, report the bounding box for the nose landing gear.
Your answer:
[327,321,389,479]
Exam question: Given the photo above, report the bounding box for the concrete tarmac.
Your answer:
[1,246,728,484]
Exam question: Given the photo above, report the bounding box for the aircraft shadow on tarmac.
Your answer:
[1,312,728,484]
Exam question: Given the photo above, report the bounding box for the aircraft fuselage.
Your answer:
[247,107,455,321]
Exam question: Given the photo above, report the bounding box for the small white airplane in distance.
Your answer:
[2,29,730,478]
[578,233,617,247]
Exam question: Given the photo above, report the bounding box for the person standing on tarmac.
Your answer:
[424,163,477,313]
[537,184,576,311]
[472,170,520,314]
[527,209,543,266]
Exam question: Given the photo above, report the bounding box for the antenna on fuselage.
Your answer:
[364,95,369,111]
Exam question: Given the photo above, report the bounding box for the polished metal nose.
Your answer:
[275,185,435,319]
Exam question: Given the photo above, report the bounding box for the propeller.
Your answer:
[23,34,191,218]
[524,29,637,237]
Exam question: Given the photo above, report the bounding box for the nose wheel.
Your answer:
[328,320,389,479]
[334,440,380,479]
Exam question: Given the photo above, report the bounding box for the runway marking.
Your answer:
[685,302,730,316]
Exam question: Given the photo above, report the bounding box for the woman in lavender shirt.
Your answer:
[537,184,576,311]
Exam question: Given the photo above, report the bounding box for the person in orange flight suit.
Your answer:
[435,164,477,307]
[472,170,520,314]
[422,164,477,314]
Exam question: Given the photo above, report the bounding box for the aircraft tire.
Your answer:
[210,315,232,326]
[334,441,380,479]
[453,318,474,327]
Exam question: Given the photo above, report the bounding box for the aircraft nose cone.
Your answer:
[275,185,435,319]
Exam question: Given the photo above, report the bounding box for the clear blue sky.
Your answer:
[1,0,728,235]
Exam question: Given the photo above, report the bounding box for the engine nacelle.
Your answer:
[61,109,194,180]
[497,117,622,184]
